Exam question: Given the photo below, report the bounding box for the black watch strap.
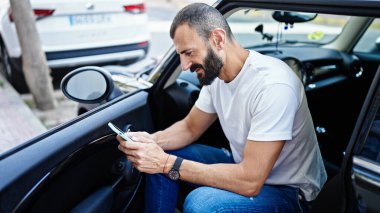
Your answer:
[172,157,184,171]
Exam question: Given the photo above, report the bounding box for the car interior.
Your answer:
[158,7,379,183]
[147,6,380,212]
[1,2,380,213]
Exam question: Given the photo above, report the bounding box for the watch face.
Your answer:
[168,170,180,180]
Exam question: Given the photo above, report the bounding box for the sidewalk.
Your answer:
[20,91,78,130]
[0,74,46,154]
[0,73,78,154]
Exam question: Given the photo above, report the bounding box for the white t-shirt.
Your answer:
[195,50,327,201]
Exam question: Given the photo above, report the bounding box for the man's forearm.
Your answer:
[163,156,262,197]
[154,120,196,150]
[153,107,217,150]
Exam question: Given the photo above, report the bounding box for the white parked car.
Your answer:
[0,0,150,92]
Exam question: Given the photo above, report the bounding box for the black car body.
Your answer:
[1,0,380,212]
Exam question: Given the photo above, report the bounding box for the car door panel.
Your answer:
[352,156,380,212]
[350,83,380,212]
[335,65,380,213]
[16,136,141,213]
[0,91,152,213]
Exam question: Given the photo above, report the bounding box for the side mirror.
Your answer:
[272,11,317,24]
[61,66,122,103]
[376,36,380,50]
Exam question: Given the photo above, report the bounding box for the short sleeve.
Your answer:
[248,84,299,141]
[195,86,216,113]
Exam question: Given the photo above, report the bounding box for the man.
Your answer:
[117,3,327,213]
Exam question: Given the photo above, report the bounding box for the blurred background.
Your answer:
[0,0,214,153]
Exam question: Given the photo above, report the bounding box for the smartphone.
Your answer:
[108,122,134,143]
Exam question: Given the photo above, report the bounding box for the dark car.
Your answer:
[1,0,380,212]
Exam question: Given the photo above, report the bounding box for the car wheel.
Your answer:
[0,41,29,93]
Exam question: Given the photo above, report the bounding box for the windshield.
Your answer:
[226,9,350,48]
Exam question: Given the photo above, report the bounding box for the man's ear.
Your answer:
[210,28,226,50]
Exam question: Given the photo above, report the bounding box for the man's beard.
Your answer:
[190,47,224,86]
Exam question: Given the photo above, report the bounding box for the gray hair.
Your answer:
[170,3,234,42]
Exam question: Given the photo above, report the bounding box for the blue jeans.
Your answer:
[144,144,309,213]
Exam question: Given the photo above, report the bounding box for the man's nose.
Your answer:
[180,56,192,71]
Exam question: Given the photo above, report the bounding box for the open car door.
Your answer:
[0,88,153,212]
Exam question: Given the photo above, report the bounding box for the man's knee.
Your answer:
[183,185,298,213]
[183,187,223,213]
[184,187,206,213]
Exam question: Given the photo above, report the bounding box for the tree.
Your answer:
[10,0,56,110]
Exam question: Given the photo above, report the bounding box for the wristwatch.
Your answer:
[168,157,183,181]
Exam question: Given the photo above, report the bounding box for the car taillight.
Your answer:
[138,41,149,47]
[123,3,145,14]
[8,8,55,22]
[8,8,13,22]
[33,9,55,19]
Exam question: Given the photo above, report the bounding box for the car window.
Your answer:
[0,0,158,157]
[353,19,380,54]
[359,109,380,164]
[226,9,350,48]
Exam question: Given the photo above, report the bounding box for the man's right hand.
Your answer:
[119,130,169,149]
[126,131,158,144]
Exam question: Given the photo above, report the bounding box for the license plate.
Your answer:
[69,14,111,26]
